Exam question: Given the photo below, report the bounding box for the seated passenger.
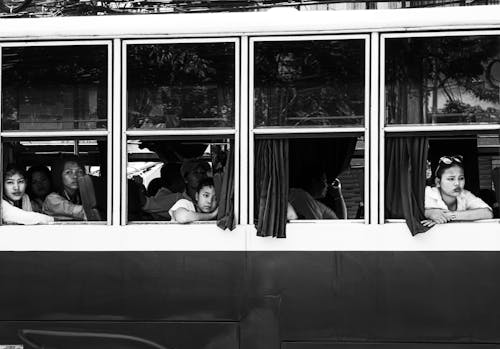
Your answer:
[26,165,52,213]
[168,177,218,223]
[289,169,346,220]
[42,156,92,221]
[141,159,209,220]
[2,164,54,225]
[421,155,493,227]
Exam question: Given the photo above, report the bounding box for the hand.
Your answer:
[427,209,455,224]
[420,219,436,227]
[210,207,219,219]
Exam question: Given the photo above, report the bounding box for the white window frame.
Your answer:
[121,37,240,227]
[248,34,370,223]
[0,40,114,225]
[379,30,500,225]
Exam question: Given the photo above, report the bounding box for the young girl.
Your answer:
[42,156,87,221]
[2,164,54,225]
[421,155,493,227]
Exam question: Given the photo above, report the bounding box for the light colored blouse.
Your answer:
[2,194,54,225]
[424,186,492,211]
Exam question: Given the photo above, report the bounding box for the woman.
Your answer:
[2,164,54,225]
[421,155,493,227]
[26,165,52,213]
[42,155,87,221]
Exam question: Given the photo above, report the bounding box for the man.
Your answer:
[140,158,210,220]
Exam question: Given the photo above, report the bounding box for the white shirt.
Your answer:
[168,198,196,223]
[2,194,54,225]
[424,186,492,211]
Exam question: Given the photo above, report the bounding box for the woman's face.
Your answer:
[62,161,84,192]
[4,173,26,202]
[437,165,465,198]
[31,171,51,198]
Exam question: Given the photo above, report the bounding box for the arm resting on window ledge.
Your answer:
[172,207,218,224]
[453,208,493,221]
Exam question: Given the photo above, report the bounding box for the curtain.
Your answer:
[216,148,235,231]
[254,139,289,238]
[289,137,357,186]
[385,137,429,236]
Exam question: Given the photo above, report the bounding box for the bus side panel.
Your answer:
[1,252,500,348]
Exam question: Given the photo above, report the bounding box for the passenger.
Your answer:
[421,155,493,227]
[26,165,52,213]
[141,159,209,220]
[2,164,54,225]
[42,155,88,221]
[289,169,347,220]
[169,177,218,223]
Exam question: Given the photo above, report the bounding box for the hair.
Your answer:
[51,155,85,194]
[26,164,52,198]
[3,163,26,182]
[196,177,215,193]
[435,156,464,180]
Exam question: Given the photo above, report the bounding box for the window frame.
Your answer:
[248,34,371,225]
[379,30,500,224]
[0,40,114,225]
[121,37,240,225]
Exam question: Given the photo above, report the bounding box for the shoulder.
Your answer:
[171,199,195,212]
[425,186,439,198]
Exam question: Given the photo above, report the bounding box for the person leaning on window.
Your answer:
[421,155,493,227]
[140,159,210,220]
[169,177,218,223]
[42,155,89,221]
[2,164,54,225]
[289,168,347,220]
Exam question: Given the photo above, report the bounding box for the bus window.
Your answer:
[1,139,108,224]
[254,39,365,128]
[383,33,500,234]
[126,41,235,129]
[251,35,368,237]
[1,45,108,131]
[126,138,234,224]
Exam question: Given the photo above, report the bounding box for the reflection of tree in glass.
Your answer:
[254,40,365,127]
[385,36,500,124]
[127,43,235,129]
[1,45,108,130]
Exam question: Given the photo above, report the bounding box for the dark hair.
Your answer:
[196,177,215,193]
[435,155,464,179]
[26,165,52,198]
[51,155,85,194]
[3,163,26,181]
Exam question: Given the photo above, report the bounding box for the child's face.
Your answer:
[437,165,465,198]
[4,173,26,202]
[195,185,217,213]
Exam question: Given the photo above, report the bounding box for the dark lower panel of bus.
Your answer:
[1,252,500,349]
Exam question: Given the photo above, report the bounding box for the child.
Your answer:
[421,155,492,227]
[2,164,54,225]
[168,177,218,223]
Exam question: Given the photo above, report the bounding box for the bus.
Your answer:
[0,4,499,349]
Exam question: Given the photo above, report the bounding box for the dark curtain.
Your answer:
[254,139,289,238]
[289,137,357,186]
[385,137,429,236]
[216,148,235,231]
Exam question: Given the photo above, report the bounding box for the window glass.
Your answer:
[126,42,235,129]
[385,35,500,125]
[127,138,233,222]
[1,139,107,224]
[254,39,365,127]
[254,136,365,221]
[2,45,108,131]
[385,133,500,220]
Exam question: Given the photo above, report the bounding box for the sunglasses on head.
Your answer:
[438,155,463,165]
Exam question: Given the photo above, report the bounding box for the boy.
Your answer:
[168,177,218,223]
